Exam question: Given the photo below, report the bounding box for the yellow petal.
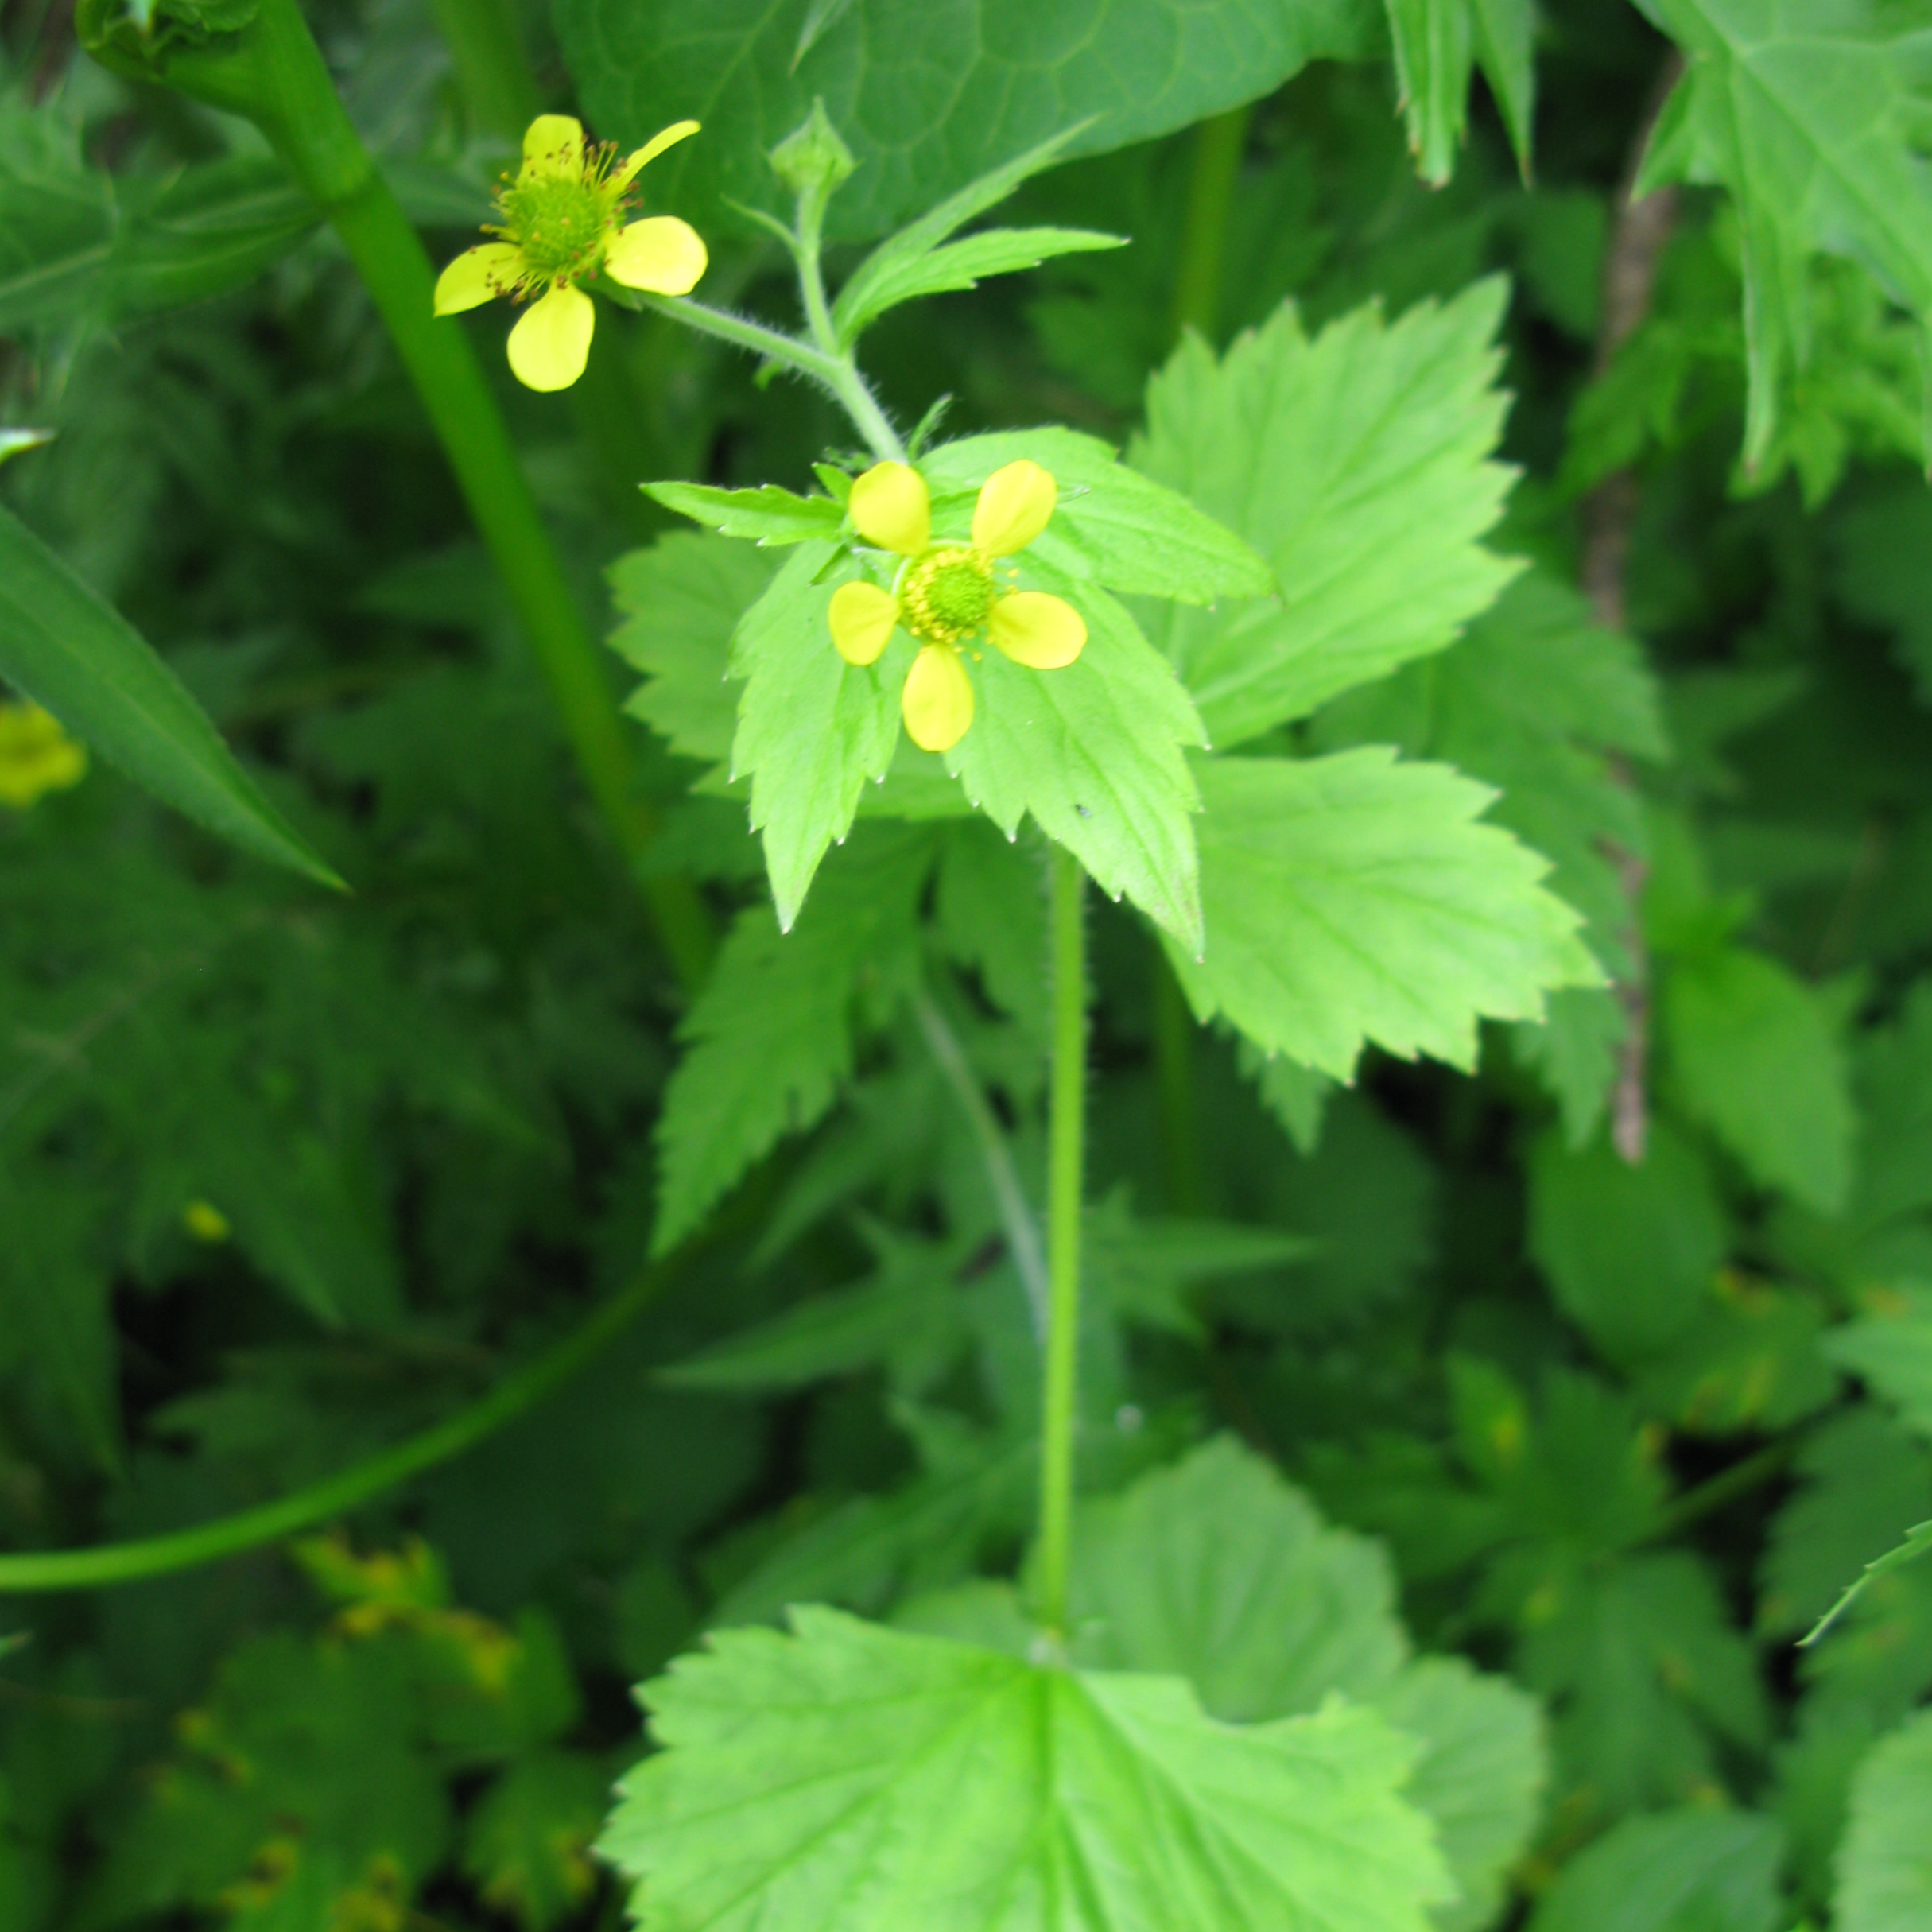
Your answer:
[507,285,596,391]
[433,242,521,316]
[604,216,708,295]
[521,114,586,176]
[972,459,1057,556]
[828,580,899,665]
[849,462,929,556]
[988,591,1086,669]
[902,645,974,752]
[612,118,700,191]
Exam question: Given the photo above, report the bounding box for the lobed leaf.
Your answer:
[1383,0,1536,186]
[833,224,1126,342]
[1134,281,1520,747]
[644,482,847,547]
[600,1605,1452,1932]
[554,0,1380,241]
[1170,749,1600,1082]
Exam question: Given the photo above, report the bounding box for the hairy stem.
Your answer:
[0,1259,677,1593]
[96,0,713,991]
[1035,845,1088,1636]
[916,993,1049,1340]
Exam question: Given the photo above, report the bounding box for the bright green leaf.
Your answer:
[600,1606,1451,1932]
[1803,1519,1932,1650]
[920,427,1273,607]
[645,482,847,547]
[652,826,933,1254]
[0,504,342,886]
[1134,281,1520,746]
[1170,749,1599,1081]
[729,541,909,928]
[948,563,1208,952]
[833,226,1127,343]
[1064,1436,1409,1717]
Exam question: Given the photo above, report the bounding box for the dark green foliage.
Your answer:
[5,0,1932,1926]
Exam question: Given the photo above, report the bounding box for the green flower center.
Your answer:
[902,546,995,644]
[497,173,614,285]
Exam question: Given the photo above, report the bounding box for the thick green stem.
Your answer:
[1035,845,1088,1637]
[638,293,905,465]
[89,0,713,991]
[1168,104,1252,343]
[0,1259,674,1594]
[1145,104,1252,1208]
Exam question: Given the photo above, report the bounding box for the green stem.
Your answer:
[1168,104,1252,342]
[0,1259,675,1595]
[638,293,906,465]
[1035,845,1088,1637]
[89,0,713,991]
[1143,104,1252,1209]
[1646,1437,1795,1546]
[915,993,1049,1338]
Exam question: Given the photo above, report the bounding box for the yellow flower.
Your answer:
[434,114,708,393]
[828,459,1087,753]
[0,701,87,809]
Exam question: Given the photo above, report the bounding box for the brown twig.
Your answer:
[1582,56,1682,1164]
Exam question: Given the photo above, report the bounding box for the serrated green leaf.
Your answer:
[1084,1197,1312,1339]
[1836,1708,1932,1932]
[1631,0,1932,468]
[1803,1519,1932,1651]
[1312,569,1666,1143]
[833,225,1127,343]
[461,1752,607,1932]
[1170,750,1598,1081]
[921,427,1272,606]
[1517,1551,1770,1813]
[0,505,341,886]
[652,827,933,1254]
[1381,1656,1546,1932]
[1824,1285,1932,1442]
[1527,1123,1727,1364]
[1134,282,1520,746]
[729,541,909,927]
[610,533,778,766]
[1241,1042,1333,1154]
[555,0,1379,242]
[600,1605,1451,1932]
[1525,1808,1784,1932]
[0,122,316,334]
[1384,0,1536,186]
[1663,943,1856,1213]
[1762,1414,1932,1639]
[948,563,1208,951]
[645,482,846,547]
[1064,1437,1410,1717]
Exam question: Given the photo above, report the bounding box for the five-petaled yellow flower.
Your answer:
[0,701,87,809]
[829,459,1086,753]
[434,114,708,394]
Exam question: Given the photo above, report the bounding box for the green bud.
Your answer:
[769,99,856,200]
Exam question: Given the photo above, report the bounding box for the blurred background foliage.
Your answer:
[4,0,1932,1926]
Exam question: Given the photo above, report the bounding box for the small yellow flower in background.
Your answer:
[434,114,708,394]
[183,1199,231,1243]
[0,701,87,809]
[829,458,1087,753]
